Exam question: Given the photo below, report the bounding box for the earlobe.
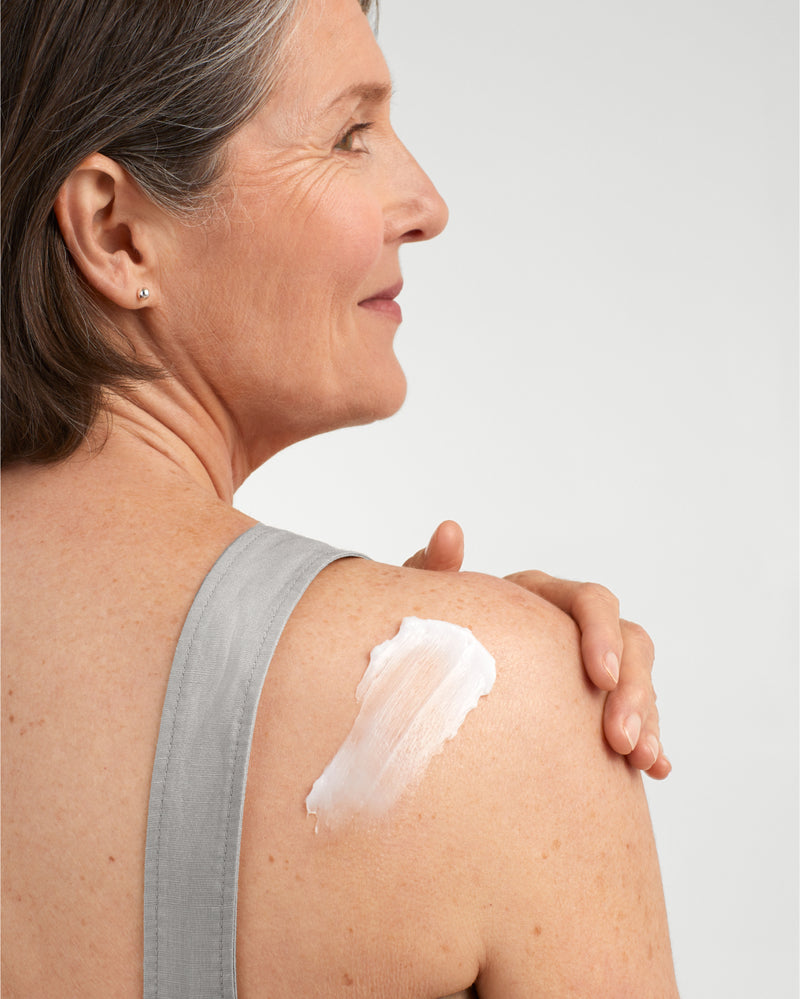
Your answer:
[53,153,155,309]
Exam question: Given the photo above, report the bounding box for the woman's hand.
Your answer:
[405,521,671,780]
[403,519,465,573]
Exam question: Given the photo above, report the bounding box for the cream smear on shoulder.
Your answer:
[306,616,495,833]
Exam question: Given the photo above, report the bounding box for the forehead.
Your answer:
[275,0,391,123]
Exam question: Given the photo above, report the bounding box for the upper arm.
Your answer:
[237,559,678,998]
[451,576,678,998]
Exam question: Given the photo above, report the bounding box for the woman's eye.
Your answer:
[334,122,373,153]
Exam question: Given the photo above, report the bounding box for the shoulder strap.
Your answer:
[143,524,361,998]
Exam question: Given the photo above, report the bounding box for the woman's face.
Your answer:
[155,0,448,468]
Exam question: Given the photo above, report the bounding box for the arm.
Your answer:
[406,520,670,778]
[238,558,679,998]
[452,573,678,997]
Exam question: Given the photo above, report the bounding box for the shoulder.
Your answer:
[237,556,678,997]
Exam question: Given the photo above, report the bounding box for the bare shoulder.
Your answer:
[237,558,678,999]
[1,460,256,998]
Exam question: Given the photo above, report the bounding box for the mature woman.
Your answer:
[2,0,678,996]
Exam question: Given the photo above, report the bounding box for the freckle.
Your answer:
[347,927,354,935]
[108,856,115,863]
[552,838,561,851]
[541,851,548,860]
[534,926,542,936]
[19,728,26,736]
[295,873,303,883]
[8,715,14,723]
[342,973,354,986]
[268,855,275,863]
[440,942,451,953]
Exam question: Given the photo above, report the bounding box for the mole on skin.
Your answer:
[306,617,496,832]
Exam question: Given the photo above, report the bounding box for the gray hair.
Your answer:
[2,0,375,464]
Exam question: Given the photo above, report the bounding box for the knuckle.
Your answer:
[575,581,619,613]
[642,701,660,728]
[629,689,652,716]
[622,620,655,660]
[613,677,654,716]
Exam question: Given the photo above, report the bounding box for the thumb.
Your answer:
[403,520,464,572]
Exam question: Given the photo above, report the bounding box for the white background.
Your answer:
[236,1,799,994]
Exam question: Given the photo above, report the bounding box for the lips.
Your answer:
[358,279,403,322]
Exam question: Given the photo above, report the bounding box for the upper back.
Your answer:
[2,454,678,999]
[1,456,255,996]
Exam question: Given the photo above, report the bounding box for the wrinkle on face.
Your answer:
[139,0,444,473]
[219,136,360,250]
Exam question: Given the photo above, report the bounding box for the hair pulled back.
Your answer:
[2,0,374,465]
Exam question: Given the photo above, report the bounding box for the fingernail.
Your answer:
[603,651,620,684]
[645,735,660,769]
[622,714,641,752]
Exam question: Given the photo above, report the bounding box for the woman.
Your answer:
[1,0,677,996]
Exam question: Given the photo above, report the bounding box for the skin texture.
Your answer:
[2,464,678,998]
[52,0,447,490]
[1,0,677,995]
[409,521,671,779]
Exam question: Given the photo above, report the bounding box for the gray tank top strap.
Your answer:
[143,523,361,998]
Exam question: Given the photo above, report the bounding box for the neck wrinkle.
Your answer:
[101,383,240,505]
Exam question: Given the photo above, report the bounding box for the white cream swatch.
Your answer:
[306,616,496,832]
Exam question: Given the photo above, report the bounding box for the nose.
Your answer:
[384,139,449,245]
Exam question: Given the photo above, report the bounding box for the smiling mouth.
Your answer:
[358,279,403,322]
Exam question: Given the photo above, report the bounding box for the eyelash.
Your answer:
[334,121,373,153]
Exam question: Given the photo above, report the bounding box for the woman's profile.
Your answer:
[1,0,678,996]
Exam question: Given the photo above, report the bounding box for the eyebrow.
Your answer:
[320,81,394,116]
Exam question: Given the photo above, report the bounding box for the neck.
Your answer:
[95,381,248,504]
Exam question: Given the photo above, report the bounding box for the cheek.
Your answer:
[324,193,384,295]
[279,171,385,303]
[166,175,388,386]
[227,167,385,318]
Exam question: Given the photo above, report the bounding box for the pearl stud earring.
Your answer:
[137,288,150,301]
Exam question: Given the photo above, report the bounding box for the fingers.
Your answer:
[425,520,464,571]
[492,569,673,778]
[602,621,671,780]
[505,573,624,693]
[403,547,428,569]
[402,520,464,572]
[570,583,624,692]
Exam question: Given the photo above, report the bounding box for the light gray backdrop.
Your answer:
[235,1,799,994]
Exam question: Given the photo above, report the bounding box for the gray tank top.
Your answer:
[143,523,361,998]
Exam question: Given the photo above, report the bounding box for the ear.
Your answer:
[53,153,159,310]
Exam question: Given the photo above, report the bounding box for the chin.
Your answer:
[243,366,408,467]
[340,368,408,428]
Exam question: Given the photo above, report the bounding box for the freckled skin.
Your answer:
[1,0,676,995]
[306,618,494,831]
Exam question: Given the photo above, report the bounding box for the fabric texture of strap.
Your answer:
[143,523,361,998]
